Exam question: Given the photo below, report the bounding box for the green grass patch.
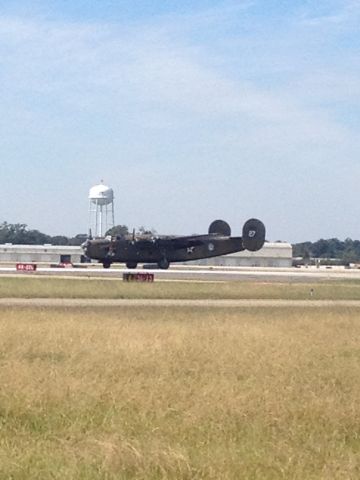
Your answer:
[2,276,360,300]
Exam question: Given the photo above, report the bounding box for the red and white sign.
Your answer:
[123,272,154,282]
[16,263,37,272]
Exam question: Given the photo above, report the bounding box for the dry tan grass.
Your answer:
[1,306,360,479]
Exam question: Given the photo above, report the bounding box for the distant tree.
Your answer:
[293,241,312,258]
[106,225,129,237]
[311,239,330,258]
[0,222,26,243]
[303,247,311,265]
[324,238,344,258]
[0,222,51,244]
[50,236,70,246]
[0,222,11,243]
[25,229,52,245]
[137,226,157,235]
[293,238,360,264]
[68,234,88,246]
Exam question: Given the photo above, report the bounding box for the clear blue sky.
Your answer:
[1,0,359,242]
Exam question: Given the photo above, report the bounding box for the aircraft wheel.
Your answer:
[103,260,111,269]
[158,258,170,270]
[126,261,138,269]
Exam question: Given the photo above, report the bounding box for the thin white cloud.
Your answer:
[299,0,360,27]
[0,13,351,143]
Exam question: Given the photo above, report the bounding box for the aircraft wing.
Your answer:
[133,235,206,251]
[157,235,206,249]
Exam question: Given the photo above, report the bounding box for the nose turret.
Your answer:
[82,237,112,261]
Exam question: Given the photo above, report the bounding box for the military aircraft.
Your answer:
[82,218,266,269]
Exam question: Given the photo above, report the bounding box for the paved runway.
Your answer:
[1,265,360,282]
[1,298,360,308]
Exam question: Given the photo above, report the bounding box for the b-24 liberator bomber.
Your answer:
[82,218,266,269]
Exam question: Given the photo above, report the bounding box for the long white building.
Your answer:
[0,242,292,267]
[0,244,85,264]
[186,242,292,267]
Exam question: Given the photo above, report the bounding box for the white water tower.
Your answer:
[88,182,115,237]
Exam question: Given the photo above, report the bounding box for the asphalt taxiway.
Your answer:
[1,265,360,282]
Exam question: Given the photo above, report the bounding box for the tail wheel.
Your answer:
[102,260,111,269]
[158,258,170,270]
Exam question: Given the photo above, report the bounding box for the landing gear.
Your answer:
[158,258,170,270]
[102,260,112,269]
[126,261,138,269]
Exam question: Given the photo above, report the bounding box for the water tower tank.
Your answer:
[88,182,115,238]
[89,184,114,206]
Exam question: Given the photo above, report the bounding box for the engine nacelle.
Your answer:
[208,219,231,236]
[242,218,266,252]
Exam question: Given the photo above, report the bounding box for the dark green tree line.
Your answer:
[0,222,85,246]
[293,238,360,263]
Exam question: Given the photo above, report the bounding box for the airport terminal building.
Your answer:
[0,242,292,268]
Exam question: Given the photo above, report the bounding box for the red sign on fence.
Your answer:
[123,272,154,282]
[16,263,37,272]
